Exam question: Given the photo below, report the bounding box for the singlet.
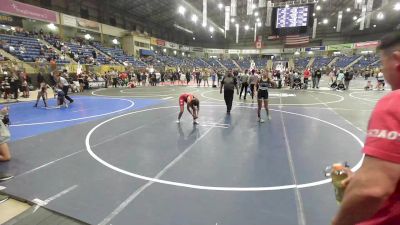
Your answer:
[180,93,193,103]
[259,78,269,91]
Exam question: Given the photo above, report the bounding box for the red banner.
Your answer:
[355,41,380,49]
[0,0,57,23]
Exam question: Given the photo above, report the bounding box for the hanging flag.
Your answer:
[365,0,374,28]
[312,18,317,39]
[231,0,237,16]
[247,0,253,15]
[225,6,230,31]
[236,24,239,44]
[254,23,257,42]
[265,1,272,27]
[285,35,310,46]
[337,11,343,32]
[259,0,266,8]
[360,5,366,30]
[203,0,207,26]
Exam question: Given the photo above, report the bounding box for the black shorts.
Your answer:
[257,90,269,100]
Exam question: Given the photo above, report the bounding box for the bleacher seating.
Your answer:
[254,58,268,69]
[334,55,360,68]
[193,58,211,68]
[219,59,238,70]
[0,34,69,64]
[294,57,310,70]
[205,58,223,69]
[92,42,146,67]
[353,55,380,69]
[236,58,251,70]
[313,56,333,69]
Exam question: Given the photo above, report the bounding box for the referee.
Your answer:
[57,73,74,104]
[220,71,239,114]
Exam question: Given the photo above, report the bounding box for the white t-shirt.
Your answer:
[59,76,69,86]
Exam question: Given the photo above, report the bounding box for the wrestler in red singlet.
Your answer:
[177,93,200,124]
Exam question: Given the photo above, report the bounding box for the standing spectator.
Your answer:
[332,32,400,225]
[217,71,223,86]
[220,71,239,115]
[303,68,311,88]
[344,69,354,90]
[186,70,191,85]
[10,73,19,100]
[313,68,322,89]
[248,70,258,101]
[195,71,201,87]
[239,69,249,100]
[0,106,11,162]
[376,70,385,91]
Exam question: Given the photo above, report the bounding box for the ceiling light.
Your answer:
[173,50,177,55]
[84,34,91,40]
[285,4,289,8]
[231,18,235,23]
[163,49,167,53]
[312,13,316,16]
[193,37,196,40]
[178,6,186,15]
[191,14,198,23]
[395,3,400,11]
[308,51,314,55]
[322,18,328,24]
[333,26,336,29]
[346,8,351,12]
[256,18,260,22]
[235,23,239,27]
[252,4,257,9]
[218,3,223,10]
[210,35,213,38]
[257,22,262,27]
[338,14,342,19]
[209,27,214,33]
[112,38,118,44]
[377,12,384,20]
[353,16,357,21]
[182,52,185,56]
[356,0,362,3]
[47,23,56,30]
[316,5,321,11]
[373,24,377,27]
[254,12,259,16]
[202,22,206,27]
[244,25,249,30]
[294,51,300,55]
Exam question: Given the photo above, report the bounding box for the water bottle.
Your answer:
[324,162,349,204]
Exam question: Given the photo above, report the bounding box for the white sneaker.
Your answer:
[258,118,265,123]
[268,115,272,120]
[176,120,180,124]
[193,120,199,125]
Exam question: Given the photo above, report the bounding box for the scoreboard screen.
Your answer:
[276,6,309,28]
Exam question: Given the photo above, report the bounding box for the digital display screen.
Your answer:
[276,6,309,28]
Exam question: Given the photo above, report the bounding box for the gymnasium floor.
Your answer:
[0,78,388,225]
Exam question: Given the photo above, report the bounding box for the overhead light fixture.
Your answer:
[235,23,239,27]
[395,2,400,11]
[191,14,198,23]
[294,51,300,55]
[308,51,314,55]
[285,4,289,8]
[150,46,154,50]
[356,0,362,3]
[312,13,316,16]
[353,16,358,21]
[257,22,262,27]
[178,6,186,15]
[210,35,213,38]
[47,23,56,30]
[218,3,224,10]
[256,18,260,22]
[316,5,321,11]
[244,24,249,30]
[173,50,177,55]
[209,26,214,33]
[112,38,118,44]
[333,26,336,29]
[84,34,92,40]
[193,37,196,40]
[163,49,167,53]
[322,18,329,24]
[338,14,342,19]
[182,52,185,56]
[202,22,206,27]
[254,12,259,16]
[373,24,377,27]
[252,4,257,9]
[377,12,384,20]
[346,8,351,12]
[231,18,235,23]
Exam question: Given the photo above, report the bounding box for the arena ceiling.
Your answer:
[19,0,400,47]
[110,0,400,45]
